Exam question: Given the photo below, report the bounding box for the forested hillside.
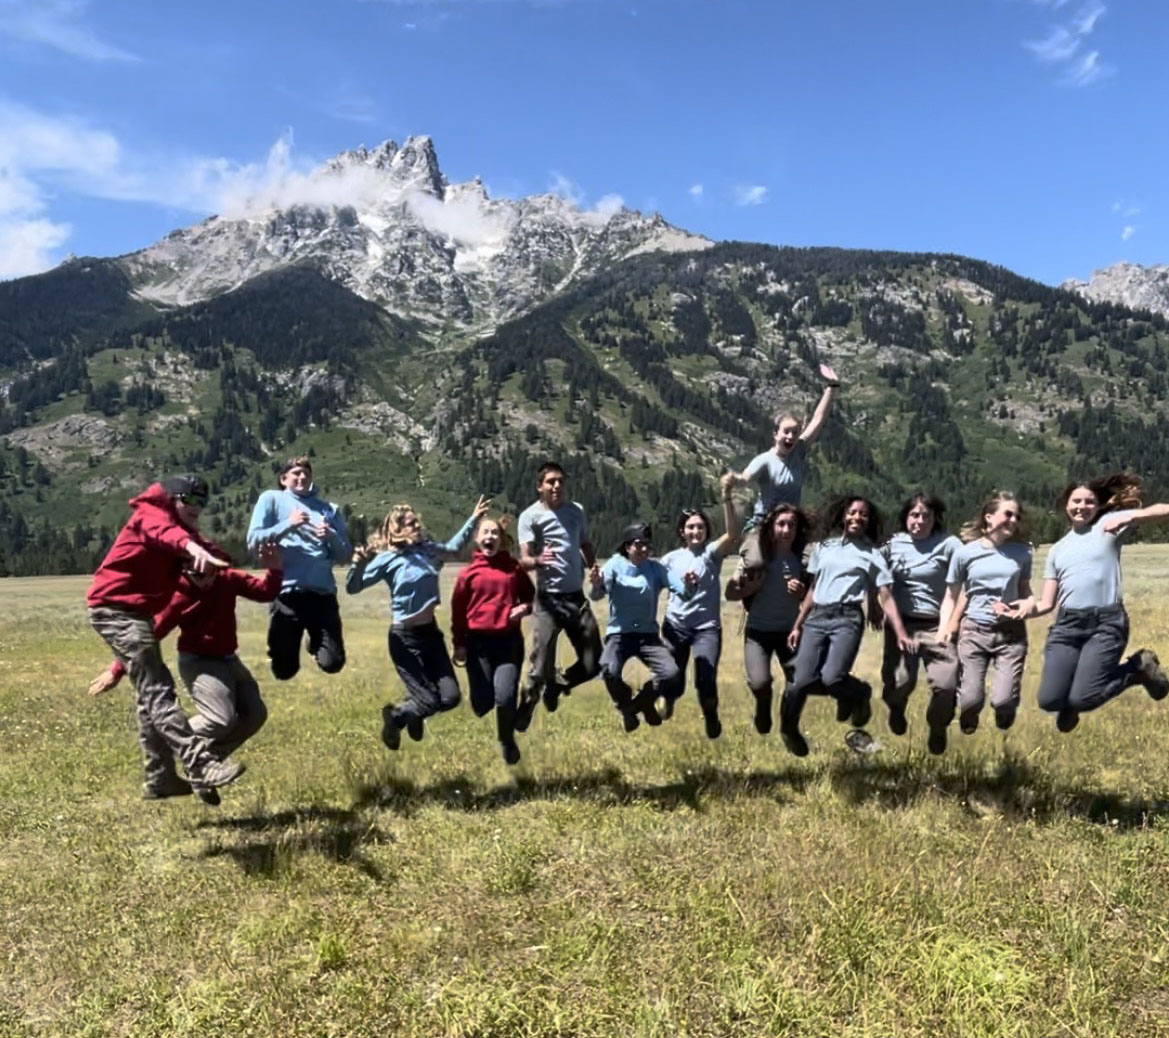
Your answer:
[3,243,1169,574]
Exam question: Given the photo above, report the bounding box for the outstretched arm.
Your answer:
[712,473,741,557]
[1101,503,1169,534]
[800,363,840,445]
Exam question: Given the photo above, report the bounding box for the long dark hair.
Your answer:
[1057,472,1143,525]
[897,491,946,535]
[816,494,882,544]
[758,502,810,560]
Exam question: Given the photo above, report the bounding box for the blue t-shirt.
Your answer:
[1044,510,1136,609]
[591,555,691,635]
[743,441,808,516]
[808,537,892,605]
[517,500,588,594]
[662,542,723,631]
[345,516,476,623]
[744,552,805,633]
[946,540,1033,625]
[883,531,962,619]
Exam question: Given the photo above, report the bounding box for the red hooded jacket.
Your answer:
[86,482,212,614]
[450,550,535,649]
[109,566,283,679]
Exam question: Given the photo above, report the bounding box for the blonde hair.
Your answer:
[959,490,1026,543]
[368,503,424,551]
[477,514,515,553]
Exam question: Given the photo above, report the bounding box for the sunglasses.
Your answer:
[177,494,208,508]
[628,539,650,549]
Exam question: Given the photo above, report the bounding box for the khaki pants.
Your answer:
[956,617,1027,731]
[881,616,959,732]
[179,653,268,759]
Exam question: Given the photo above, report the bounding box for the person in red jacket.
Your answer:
[89,542,284,798]
[450,517,535,765]
[86,474,242,800]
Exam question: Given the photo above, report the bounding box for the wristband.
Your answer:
[824,380,841,389]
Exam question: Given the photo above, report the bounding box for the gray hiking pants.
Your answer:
[1036,605,1135,715]
[956,617,1027,729]
[881,616,959,731]
[178,652,268,759]
[522,590,601,698]
[89,606,214,787]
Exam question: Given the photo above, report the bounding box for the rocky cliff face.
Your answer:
[119,135,711,332]
[1062,262,1169,318]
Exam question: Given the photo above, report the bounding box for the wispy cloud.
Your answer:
[688,183,703,201]
[0,0,139,62]
[1023,2,1112,86]
[320,91,379,125]
[732,184,768,207]
[1121,225,1135,242]
[1112,200,1141,243]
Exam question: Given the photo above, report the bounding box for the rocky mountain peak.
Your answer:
[1062,261,1169,318]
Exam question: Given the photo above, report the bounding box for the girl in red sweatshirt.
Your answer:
[450,517,535,764]
[90,542,283,799]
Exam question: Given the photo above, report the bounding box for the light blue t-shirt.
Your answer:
[247,485,353,593]
[517,500,588,594]
[344,516,476,623]
[744,441,808,516]
[883,531,962,619]
[808,537,892,605]
[1044,510,1136,609]
[662,542,723,631]
[745,551,805,633]
[946,540,1033,625]
[590,555,691,635]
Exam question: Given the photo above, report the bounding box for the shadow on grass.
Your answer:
[194,805,391,879]
[351,763,815,817]
[829,751,1167,830]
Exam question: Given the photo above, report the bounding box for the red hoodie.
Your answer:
[109,566,283,679]
[86,482,212,613]
[450,550,535,649]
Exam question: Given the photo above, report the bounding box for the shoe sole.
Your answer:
[199,762,245,789]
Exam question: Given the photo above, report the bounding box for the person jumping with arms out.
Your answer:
[938,491,1032,736]
[996,474,1169,733]
[725,502,810,739]
[88,542,284,804]
[656,473,741,738]
[450,516,535,766]
[727,363,839,574]
[515,462,602,724]
[588,523,698,732]
[247,456,352,681]
[780,495,914,758]
[86,474,244,800]
[346,495,490,750]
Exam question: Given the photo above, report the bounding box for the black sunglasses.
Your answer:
[177,493,208,507]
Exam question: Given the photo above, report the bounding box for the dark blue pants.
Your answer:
[465,630,524,745]
[659,620,721,709]
[387,622,461,726]
[1036,605,1135,714]
[268,589,345,680]
[782,604,868,727]
[600,632,682,713]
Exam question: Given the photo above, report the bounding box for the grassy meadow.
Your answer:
[5,549,1169,1037]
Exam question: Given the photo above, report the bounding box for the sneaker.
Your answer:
[406,717,425,742]
[927,726,947,755]
[500,739,521,766]
[886,702,908,736]
[142,776,192,800]
[958,709,980,735]
[753,695,773,735]
[622,710,641,733]
[195,757,245,789]
[543,686,561,713]
[513,692,538,733]
[850,696,872,729]
[834,697,852,723]
[1134,649,1169,701]
[780,721,809,758]
[657,695,676,722]
[1056,708,1080,733]
[994,707,1016,731]
[191,784,222,807]
[639,694,662,727]
[380,706,402,751]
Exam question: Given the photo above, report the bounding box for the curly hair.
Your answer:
[814,494,883,544]
[758,502,810,560]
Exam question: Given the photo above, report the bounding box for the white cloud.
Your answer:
[1073,2,1106,35]
[732,184,768,207]
[0,218,71,279]
[1023,1,1112,86]
[1121,225,1135,241]
[547,171,583,204]
[0,0,139,61]
[688,183,703,200]
[1064,49,1112,85]
[1025,26,1079,62]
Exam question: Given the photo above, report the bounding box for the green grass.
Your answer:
[4,553,1169,1036]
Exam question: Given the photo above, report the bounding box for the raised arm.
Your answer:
[435,496,491,560]
[800,363,840,445]
[712,472,741,556]
[1101,503,1169,533]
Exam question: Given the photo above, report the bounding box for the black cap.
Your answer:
[619,522,652,549]
[161,474,209,504]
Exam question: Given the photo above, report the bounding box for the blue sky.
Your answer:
[0,0,1165,284]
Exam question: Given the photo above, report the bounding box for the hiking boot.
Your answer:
[835,697,852,723]
[639,694,662,726]
[780,721,809,758]
[958,708,980,735]
[1056,708,1080,733]
[753,693,773,735]
[849,685,872,728]
[886,702,908,736]
[406,717,425,742]
[927,726,947,756]
[657,695,676,722]
[380,706,402,751]
[622,710,641,733]
[500,739,521,766]
[513,692,538,733]
[142,776,192,800]
[195,757,245,789]
[1133,649,1169,701]
[543,686,561,713]
[994,706,1016,731]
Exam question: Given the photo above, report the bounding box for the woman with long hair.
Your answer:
[998,473,1169,731]
[780,495,913,757]
[346,495,490,750]
[937,490,1031,735]
[451,516,535,764]
[657,473,739,738]
[725,501,810,738]
[878,491,963,754]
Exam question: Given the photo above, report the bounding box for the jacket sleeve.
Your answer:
[137,507,192,555]
[450,569,471,650]
[327,505,353,564]
[436,515,478,558]
[223,567,284,603]
[346,552,392,595]
[247,492,300,549]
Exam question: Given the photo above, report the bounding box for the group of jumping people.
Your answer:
[84,363,1169,803]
